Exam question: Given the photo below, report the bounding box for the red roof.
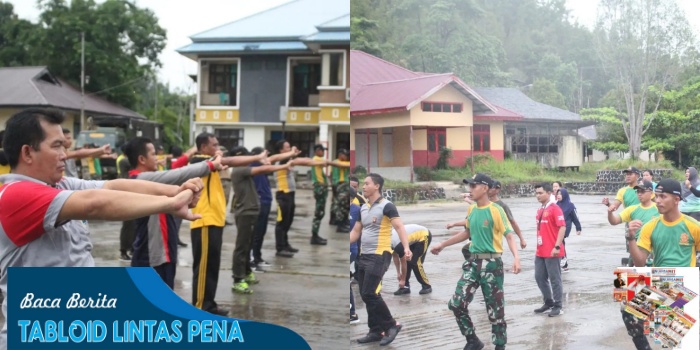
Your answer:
[350,50,497,116]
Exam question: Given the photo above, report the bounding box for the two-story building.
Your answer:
[177,0,349,159]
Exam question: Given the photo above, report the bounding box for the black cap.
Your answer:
[463,173,493,188]
[492,180,502,189]
[338,148,349,156]
[655,179,684,199]
[634,180,654,191]
[623,166,641,176]
[229,146,249,156]
[314,144,327,151]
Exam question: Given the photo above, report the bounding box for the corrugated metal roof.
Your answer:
[303,31,349,42]
[190,0,349,42]
[177,41,308,54]
[473,87,582,122]
[350,50,420,88]
[317,14,349,30]
[0,66,145,119]
[351,74,496,116]
[350,51,496,115]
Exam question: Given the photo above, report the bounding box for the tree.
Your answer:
[34,0,167,109]
[527,78,566,109]
[594,0,696,159]
[0,2,41,66]
[580,107,629,154]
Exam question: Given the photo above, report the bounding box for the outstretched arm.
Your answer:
[268,147,301,163]
[66,145,111,159]
[431,229,470,255]
[222,151,268,167]
[250,163,290,176]
[57,189,200,223]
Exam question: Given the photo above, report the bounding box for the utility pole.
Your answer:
[80,32,85,131]
[154,75,159,122]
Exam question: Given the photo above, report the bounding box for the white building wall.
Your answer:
[244,125,266,149]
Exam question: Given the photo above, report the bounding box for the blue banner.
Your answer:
[7,268,310,349]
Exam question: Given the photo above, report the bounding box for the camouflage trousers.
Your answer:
[331,182,350,225]
[621,310,651,350]
[312,183,328,236]
[448,257,507,346]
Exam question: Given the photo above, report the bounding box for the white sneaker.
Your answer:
[560,257,568,268]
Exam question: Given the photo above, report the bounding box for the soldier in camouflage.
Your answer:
[431,173,521,350]
[309,144,331,245]
[329,149,351,233]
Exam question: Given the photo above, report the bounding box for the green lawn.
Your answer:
[351,158,685,189]
[417,158,685,184]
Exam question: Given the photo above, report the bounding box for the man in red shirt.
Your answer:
[533,183,566,317]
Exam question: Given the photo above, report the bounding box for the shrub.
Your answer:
[435,147,453,170]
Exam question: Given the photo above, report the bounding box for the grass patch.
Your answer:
[418,158,684,184]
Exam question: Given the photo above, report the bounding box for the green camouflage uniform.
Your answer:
[311,157,328,236]
[330,160,350,225]
[449,202,512,347]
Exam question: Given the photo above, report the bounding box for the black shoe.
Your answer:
[284,245,299,253]
[419,286,432,295]
[119,252,131,262]
[463,335,484,350]
[276,250,294,258]
[379,324,402,346]
[210,307,229,316]
[495,346,505,350]
[393,287,410,295]
[548,307,562,317]
[336,226,350,233]
[177,240,188,247]
[254,259,271,267]
[534,303,554,313]
[357,332,383,344]
[310,236,328,245]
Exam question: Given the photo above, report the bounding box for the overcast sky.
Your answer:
[7,0,290,94]
[6,0,699,93]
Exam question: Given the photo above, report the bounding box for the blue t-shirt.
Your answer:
[251,162,272,205]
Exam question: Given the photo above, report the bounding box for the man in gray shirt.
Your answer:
[228,146,292,294]
[0,108,203,349]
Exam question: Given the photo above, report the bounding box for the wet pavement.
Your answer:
[2,189,346,350]
[350,195,670,350]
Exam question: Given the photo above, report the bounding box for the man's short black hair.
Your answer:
[3,108,65,168]
[349,175,359,183]
[250,146,265,155]
[367,173,384,192]
[123,137,153,170]
[170,146,183,158]
[62,128,70,134]
[195,132,215,151]
[275,139,288,154]
[644,169,654,176]
[535,183,553,193]
[0,130,7,166]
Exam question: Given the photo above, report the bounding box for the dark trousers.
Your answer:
[405,234,432,288]
[312,183,328,236]
[154,262,177,289]
[350,285,356,316]
[251,202,271,262]
[232,214,257,280]
[329,183,338,224]
[275,191,295,252]
[333,182,350,225]
[621,310,651,349]
[191,225,223,312]
[357,252,396,334]
[120,219,135,253]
